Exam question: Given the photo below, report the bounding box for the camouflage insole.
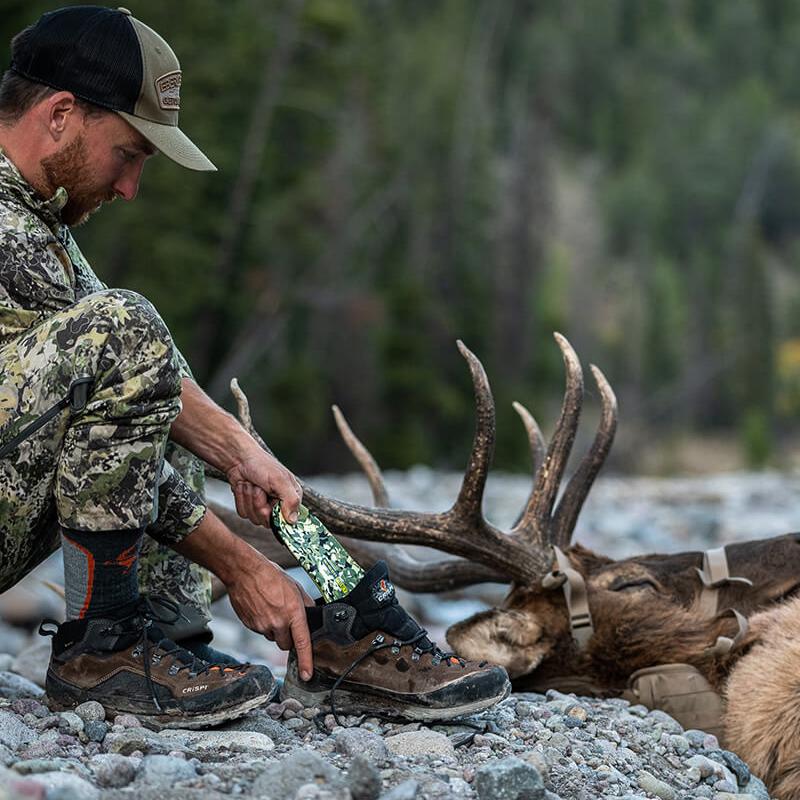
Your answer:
[271,503,365,602]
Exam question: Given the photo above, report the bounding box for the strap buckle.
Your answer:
[696,546,753,617]
[541,545,594,649]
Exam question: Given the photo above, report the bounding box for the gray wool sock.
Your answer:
[61,528,143,620]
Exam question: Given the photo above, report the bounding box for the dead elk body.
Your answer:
[210,335,800,800]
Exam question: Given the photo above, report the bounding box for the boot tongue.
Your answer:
[344,561,433,649]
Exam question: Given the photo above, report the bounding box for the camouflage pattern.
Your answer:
[0,149,211,621]
[272,503,365,602]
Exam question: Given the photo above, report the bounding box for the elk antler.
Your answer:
[211,335,617,591]
[300,335,617,586]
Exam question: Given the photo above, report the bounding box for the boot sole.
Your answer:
[281,673,511,722]
[46,677,277,730]
[47,691,274,730]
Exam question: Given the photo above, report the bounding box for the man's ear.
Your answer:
[41,91,80,141]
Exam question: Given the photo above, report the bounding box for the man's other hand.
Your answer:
[227,559,315,681]
[227,448,303,527]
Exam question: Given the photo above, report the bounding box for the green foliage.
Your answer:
[5,0,800,472]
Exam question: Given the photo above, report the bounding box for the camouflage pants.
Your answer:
[0,289,211,625]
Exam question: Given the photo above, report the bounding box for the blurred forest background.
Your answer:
[5,0,800,476]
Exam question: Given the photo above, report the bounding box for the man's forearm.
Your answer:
[170,377,256,474]
[172,505,264,586]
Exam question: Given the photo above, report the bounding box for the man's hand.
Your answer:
[226,449,302,527]
[173,509,316,681]
[227,558,315,681]
[169,378,303,526]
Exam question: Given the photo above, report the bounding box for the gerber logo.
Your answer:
[372,578,395,604]
[154,70,182,110]
[182,684,208,694]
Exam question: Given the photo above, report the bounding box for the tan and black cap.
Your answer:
[10,5,215,171]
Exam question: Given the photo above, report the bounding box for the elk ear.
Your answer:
[447,607,553,679]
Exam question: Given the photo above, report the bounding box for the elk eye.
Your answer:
[610,579,658,592]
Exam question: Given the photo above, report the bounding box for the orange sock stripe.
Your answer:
[62,533,96,620]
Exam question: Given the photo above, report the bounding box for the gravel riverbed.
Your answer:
[2,469,795,800]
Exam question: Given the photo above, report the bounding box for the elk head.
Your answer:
[215,334,800,695]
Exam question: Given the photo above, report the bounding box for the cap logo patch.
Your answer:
[154,70,181,110]
[372,578,395,604]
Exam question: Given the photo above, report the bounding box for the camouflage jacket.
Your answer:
[0,149,207,542]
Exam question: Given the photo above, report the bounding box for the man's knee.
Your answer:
[78,289,180,385]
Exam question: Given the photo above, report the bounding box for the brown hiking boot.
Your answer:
[41,597,275,729]
[282,562,510,722]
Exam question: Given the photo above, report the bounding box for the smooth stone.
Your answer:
[637,770,676,800]
[11,759,88,777]
[473,756,545,800]
[104,729,169,756]
[57,712,83,736]
[646,710,683,734]
[251,749,344,799]
[74,702,105,724]
[0,671,45,700]
[685,755,722,779]
[0,711,37,750]
[334,728,389,762]
[159,729,274,754]
[742,775,771,800]
[88,753,137,788]
[83,721,107,743]
[22,772,98,800]
[379,781,419,800]
[682,729,706,747]
[347,753,381,800]
[11,641,50,688]
[385,730,455,759]
[0,654,15,671]
[721,750,751,786]
[223,711,296,745]
[139,754,198,784]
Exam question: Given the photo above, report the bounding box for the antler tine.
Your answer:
[512,400,546,477]
[515,332,584,547]
[230,378,274,456]
[510,400,546,529]
[552,363,618,549]
[332,404,389,507]
[450,340,496,525]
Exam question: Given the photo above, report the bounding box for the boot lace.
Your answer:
[99,596,248,712]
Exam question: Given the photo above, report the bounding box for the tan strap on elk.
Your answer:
[696,546,752,617]
[623,663,726,744]
[541,546,594,649]
[705,608,749,656]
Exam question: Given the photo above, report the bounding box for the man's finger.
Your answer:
[290,611,313,681]
[280,477,302,523]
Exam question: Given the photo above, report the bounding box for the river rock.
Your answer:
[158,729,274,754]
[74,702,105,724]
[223,710,296,745]
[347,753,381,800]
[637,770,676,800]
[0,622,28,656]
[379,781,419,800]
[22,771,98,800]
[11,641,50,688]
[88,753,137,788]
[385,730,455,759]
[0,711,37,751]
[251,748,345,799]
[0,671,45,700]
[334,728,389,762]
[473,756,545,800]
[104,728,170,756]
[139,754,198,784]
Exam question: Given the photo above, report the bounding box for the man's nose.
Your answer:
[113,163,144,202]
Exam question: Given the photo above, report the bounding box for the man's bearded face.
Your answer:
[40,134,116,226]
